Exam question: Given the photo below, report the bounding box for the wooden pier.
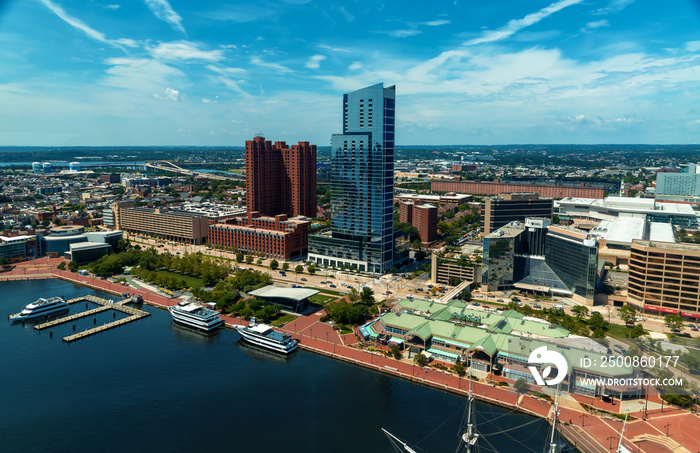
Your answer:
[32,295,150,343]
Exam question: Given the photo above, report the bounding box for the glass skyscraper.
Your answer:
[309,83,395,274]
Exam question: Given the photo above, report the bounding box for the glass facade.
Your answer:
[482,232,525,291]
[309,83,395,274]
[544,232,597,299]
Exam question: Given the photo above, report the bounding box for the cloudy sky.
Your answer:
[1,0,700,146]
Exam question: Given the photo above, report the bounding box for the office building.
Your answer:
[482,219,600,305]
[655,162,700,204]
[481,193,553,235]
[208,212,310,260]
[555,196,697,227]
[432,180,605,199]
[395,193,471,207]
[628,240,700,319]
[100,174,120,184]
[309,83,395,273]
[246,137,316,218]
[117,206,209,244]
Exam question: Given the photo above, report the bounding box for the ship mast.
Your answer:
[382,428,419,453]
[461,372,480,453]
[547,384,560,453]
[616,413,628,453]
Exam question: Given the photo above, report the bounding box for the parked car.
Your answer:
[301,278,307,281]
[471,302,480,306]
[497,299,504,303]
[330,284,337,288]
[417,288,424,292]
[532,304,542,309]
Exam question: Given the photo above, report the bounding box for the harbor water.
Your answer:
[1,279,575,453]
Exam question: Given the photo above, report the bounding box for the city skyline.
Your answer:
[1,1,700,146]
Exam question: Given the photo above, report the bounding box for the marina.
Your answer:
[24,294,150,343]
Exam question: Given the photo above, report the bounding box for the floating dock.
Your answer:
[33,295,150,343]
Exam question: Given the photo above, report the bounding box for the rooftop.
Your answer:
[249,285,319,302]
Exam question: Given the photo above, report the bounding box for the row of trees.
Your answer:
[90,248,230,286]
[325,287,376,326]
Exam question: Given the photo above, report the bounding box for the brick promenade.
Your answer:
[3,259,699,453]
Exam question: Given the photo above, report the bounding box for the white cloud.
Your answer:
[113,38,140,48]
[148,41,224,62]
[250,57,292,73]
[305,54,326,69]
[463,0,584,46]
[104,4,121,10]
[40,0,108,44]
[142,0,185,34]
[382,29,422,38]
[153,87,181,101]
[592,0,635,16]
[422,19,450,26]
[348,61,363,71]
[582,19,610,32]
[318,44,351,53]
[102,58,185,91]
[686,41,700,52]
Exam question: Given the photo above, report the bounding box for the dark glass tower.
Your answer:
[309,83,395,273]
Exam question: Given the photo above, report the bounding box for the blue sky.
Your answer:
[1,0,700,146]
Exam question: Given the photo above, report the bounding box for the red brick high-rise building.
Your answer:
[246,136,317,218]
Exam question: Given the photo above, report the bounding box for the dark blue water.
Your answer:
[1,279,574,453]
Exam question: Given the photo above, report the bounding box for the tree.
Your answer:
[56,262,66,270]
[67,260,79,272]
[619,305,637,324]
[282,262,289,272]
[629,324,648,338]
[360,287,375,306]
[307,264,316,275]
[572,305,589,320]
[414,352,428,367]
[453,361,466,376]
[460,289,472,302]
[681,352,700,374]
[269,259,279,270]
[245,255,254,264]
[235,252,244,263]
[588,312,607,331]
[390,346,402,360]
[412,239,423,249]
[514,378,530,394]
[665,314,684,332]
[295,264,304,274]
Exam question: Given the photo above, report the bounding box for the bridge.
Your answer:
[144,161,244,181]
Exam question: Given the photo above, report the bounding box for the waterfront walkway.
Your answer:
[3,259,698,453]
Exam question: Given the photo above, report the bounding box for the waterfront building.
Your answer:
[69,162,81,171]
[544,226,599,304]
[42,162,52,174]
[481,193,553,235]
[309,83,396,274]
[363,299,640,398]
[208,212,310,260]
[628,240,700,320]
[0,235,37,262]
[432,180,605,199]
[32,162,42,173]
[36,226,123,258]
[248,285,319,313]
[117,206,209,244]
[246,136,316,218]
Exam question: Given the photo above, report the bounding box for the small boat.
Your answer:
[9,297,68,323]
[236,319,298,354]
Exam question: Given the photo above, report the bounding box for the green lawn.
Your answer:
[605,322,636,339]
[151,270,204,288]
[270,314,296,327]
[305,287,344,296]
[309,294,338,306]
